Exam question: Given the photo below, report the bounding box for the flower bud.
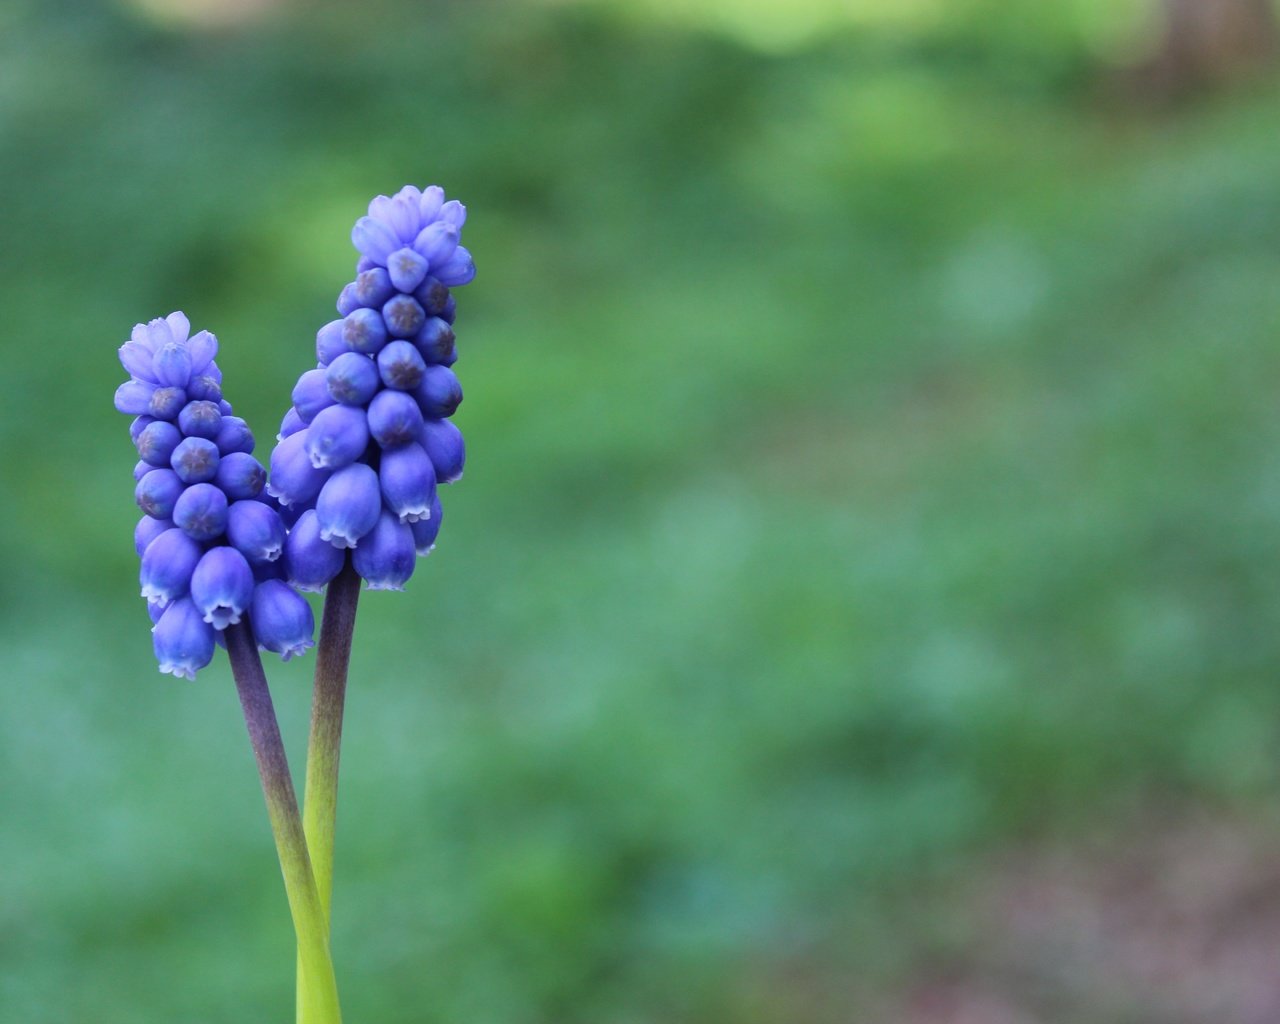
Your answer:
[379,442,436,523]
[352,510,417,590]
[173,482,229,541]
[352,216,399,265]
[316,319,347,366]
[419,418,465,483]
[439,199,467,229]
[226,499,286,563]
[190,547,255,628]
[413,365,462,418]
[412,276,451,317]
[316,463,381,548]
[367,389,424,447]
[170,436,221,484]
[266,430,332,508]
[120,342,157,383]
[412,317,456,365]
[215,415,255,455]
[434,245,475,287]
[292,368,337,423]
[337,282,362,316]
[250,580,315,661]
[136,420,183,467]
[413,220,459,266]
[306,404,370,470]
[377,189,420,241]
[140,527,202,605]
[187,373,223,403]
[178,400,222,440]
[149,386,187,421]
[382,294,425,339]
[326,351,380,406]
[418,185,444,223]
[115,379,157,415]
[376,340,426,391]
[215,451,267,500]
[152,341,192,389]
[136,468,185,519]
[152,597,216,680]
[342,308,388,354]
[354,267,395,308]
[283,509,345,592]
[187,329,217,375]
[387,247,429,293]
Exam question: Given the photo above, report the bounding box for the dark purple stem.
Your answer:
[225,621,341,1018]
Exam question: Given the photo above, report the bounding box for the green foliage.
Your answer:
[3,1,1280,1020]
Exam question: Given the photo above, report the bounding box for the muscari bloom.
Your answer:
[116,313,315,679]
[267,185,475,592]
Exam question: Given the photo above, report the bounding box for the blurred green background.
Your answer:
[5,0,1280,1020]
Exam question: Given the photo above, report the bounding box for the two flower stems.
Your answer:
[226,559,361,1024]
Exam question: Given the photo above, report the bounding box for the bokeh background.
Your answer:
[5,0,1280,1020]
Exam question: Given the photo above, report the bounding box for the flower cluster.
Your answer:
[115,313,315,678]
[268,185,474,592]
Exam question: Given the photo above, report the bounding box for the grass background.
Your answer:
[4,0,1280,1019]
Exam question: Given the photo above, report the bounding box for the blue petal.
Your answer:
[292,368,337,423]
[367,389,424,448]
[266,430,332,508]
[140,528,202,606]
[173,482,229,542]
[352,510,416,591]
[434,246,476,287]
[315,463,381,548]
[226,499,286,563]
[153,597,216,680]
[412,221,459,267]
[305,404,370,470]
[251,580,315,661]
[379,442,436,523]
[284,509,346,593]
[115,379,157,415]
[351,215,399,264]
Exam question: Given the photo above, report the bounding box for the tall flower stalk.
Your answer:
[113,185,474,1020]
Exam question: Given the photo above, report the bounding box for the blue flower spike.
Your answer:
[116,312,315,678]
[269,184,475,590]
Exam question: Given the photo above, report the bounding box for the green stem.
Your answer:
[226,621,342,1024]
[297,559,361,1024]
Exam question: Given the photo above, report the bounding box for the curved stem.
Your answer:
[226,621,342,1024]
[297,559,361,1023]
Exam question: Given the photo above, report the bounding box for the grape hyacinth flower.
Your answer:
[115,313,315,678]
[268,184,474,594]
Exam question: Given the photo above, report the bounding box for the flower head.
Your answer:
[117,313,316,678]
[269,186,475,592]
